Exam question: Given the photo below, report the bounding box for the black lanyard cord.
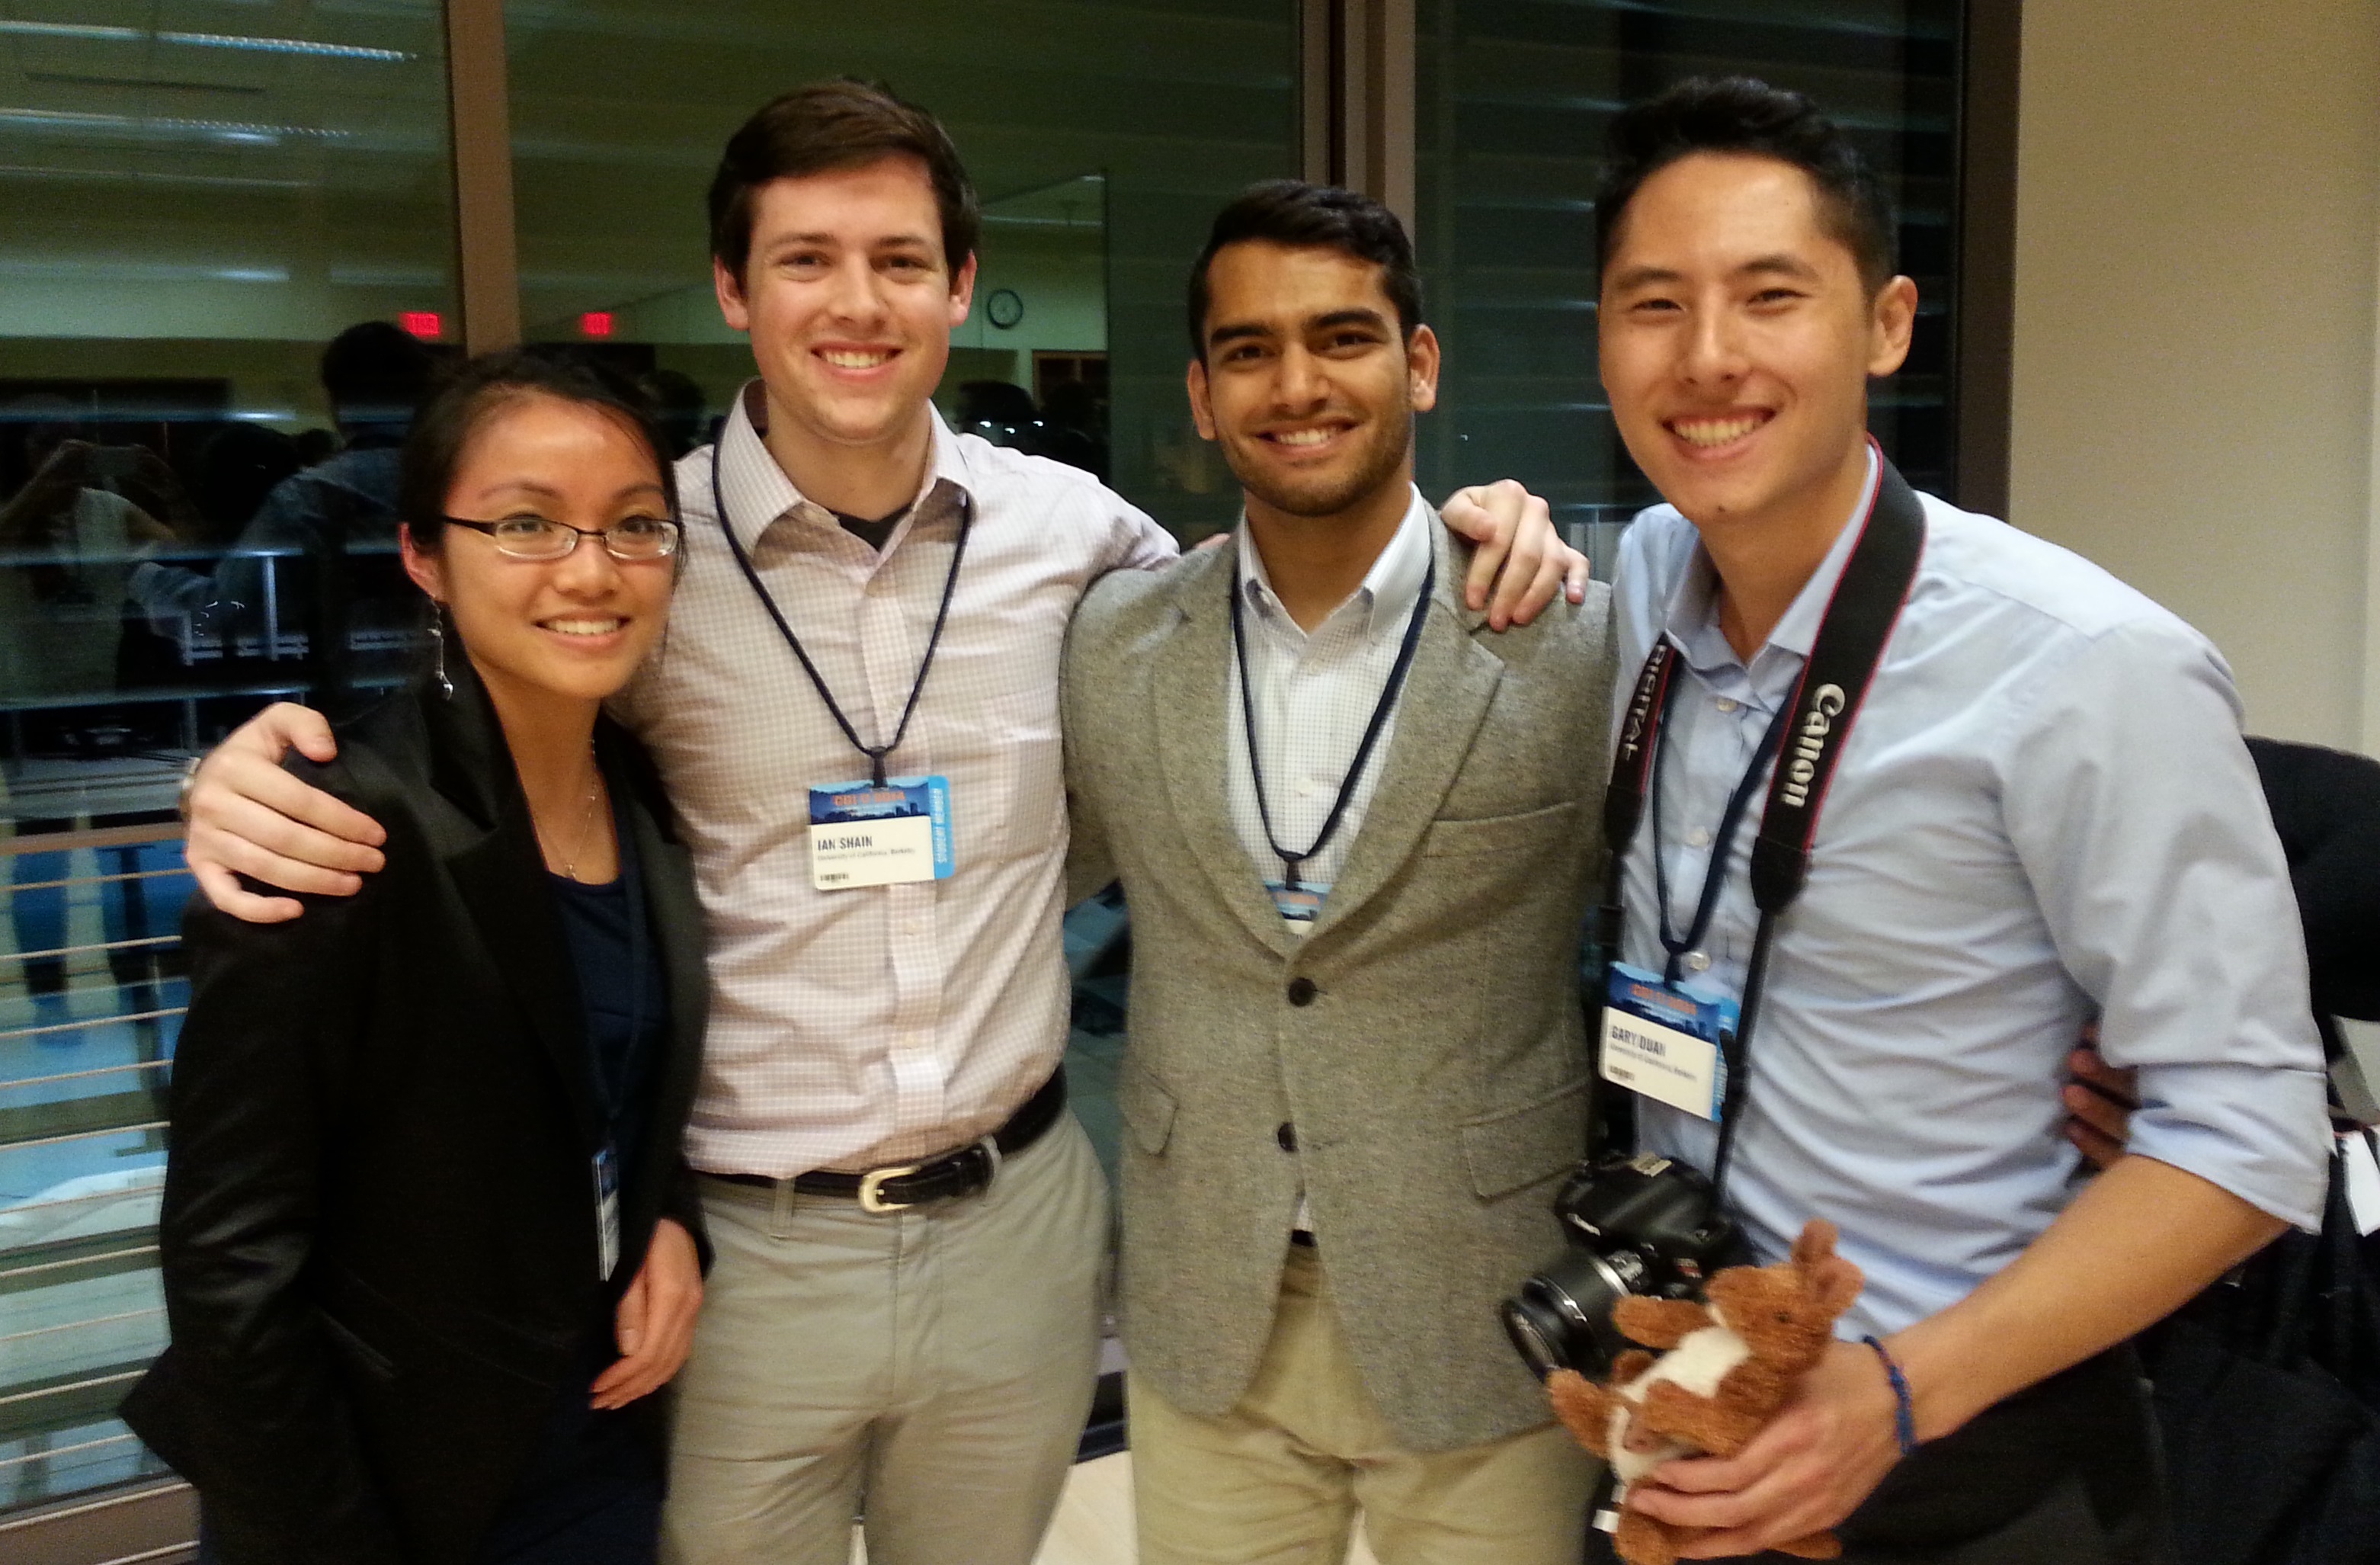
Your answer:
[1229,550,1434,892]
[1648,686,1794,986]
[712,456,972,787]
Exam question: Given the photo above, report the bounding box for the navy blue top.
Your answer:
[548,810,665,1182]
[469,815,673,1561]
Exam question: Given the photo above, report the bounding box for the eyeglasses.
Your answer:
[443,515,682,562]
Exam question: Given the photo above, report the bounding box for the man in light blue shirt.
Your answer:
[1582,78,2329,1562]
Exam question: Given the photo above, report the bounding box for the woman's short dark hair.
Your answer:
[1596,76,1897,293]
[398,348,678,553]
[1186,181,1424,359]
[708,80,981,284]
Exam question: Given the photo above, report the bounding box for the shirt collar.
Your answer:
[713,379,975,553]
[1662,444,1880,673]
[1233,485,1433,640]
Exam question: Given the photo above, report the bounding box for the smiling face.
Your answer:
[1187,240,1438,522]
[402,392,675,714]
[713,155,975,468]
[1597,152,1915,543]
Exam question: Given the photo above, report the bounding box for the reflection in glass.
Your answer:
[0,1,456,1515]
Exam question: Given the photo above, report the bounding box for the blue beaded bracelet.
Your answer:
[1861,1335,1919,1456]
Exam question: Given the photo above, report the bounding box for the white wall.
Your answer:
[2008,0,2380,747]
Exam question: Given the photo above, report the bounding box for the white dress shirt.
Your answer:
[1224,487,1433,923]
[616,386,1176,1177]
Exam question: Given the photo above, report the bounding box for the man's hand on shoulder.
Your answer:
[1627,1339,1904,1557]
[1440,479,1592,630]
[184,703,385,923]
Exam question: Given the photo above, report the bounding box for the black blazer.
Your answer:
[121,655,710,1565]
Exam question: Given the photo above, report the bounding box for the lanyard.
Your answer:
[1648,687,1793,986]
[1599,441,1926,1192]
[712,455,972,787]
[1229,548,1434,892]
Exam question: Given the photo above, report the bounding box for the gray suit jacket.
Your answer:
[1062,522,1617,1451]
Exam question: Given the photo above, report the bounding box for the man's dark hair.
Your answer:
[321,320,436,424]
[707,79,981,284]
[1596,77,1897,293]
[1186,180,1424,358]
[399,347,677,556]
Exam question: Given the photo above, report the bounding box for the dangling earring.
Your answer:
[429,602,455,701]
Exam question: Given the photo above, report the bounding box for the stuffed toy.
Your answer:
[1546,1219,1866,1565]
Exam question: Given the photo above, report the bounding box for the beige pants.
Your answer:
[1129,1243,1594,1565]
[661,1114,1110,1565]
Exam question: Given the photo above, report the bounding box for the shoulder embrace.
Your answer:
[282,699,419,824]
[1484,575,1617,675]
[1072,545,1218,645]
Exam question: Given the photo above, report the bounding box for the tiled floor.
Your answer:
[848,1453,1382,1565]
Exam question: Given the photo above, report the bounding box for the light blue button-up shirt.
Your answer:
[1610,464,2331,1339]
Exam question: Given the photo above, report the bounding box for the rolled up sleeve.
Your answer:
[2002,620,2330,1230]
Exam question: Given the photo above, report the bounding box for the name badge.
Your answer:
[2343,1130,2380,1237]
[1599,961,1734,1121]
[809,775,954,890]
[1266,880,1328,930]
[592,1145,621,1282]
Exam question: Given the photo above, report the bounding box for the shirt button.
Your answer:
[1296,778,1325,799]
[1686,828,1712,848]
[1683,951,1712,974]
[1286,977,1318,1006]
[1276,1122,1298,1153]
[1714,697,1740,713]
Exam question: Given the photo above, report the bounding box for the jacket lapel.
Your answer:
[424,660,604,1153]
[1152,542,1301,958]
[1306,523,1504,942]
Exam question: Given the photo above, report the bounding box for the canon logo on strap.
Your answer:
[1778,685,1847,808]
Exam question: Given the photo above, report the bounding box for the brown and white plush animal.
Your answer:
[1546,1220,1866,1565]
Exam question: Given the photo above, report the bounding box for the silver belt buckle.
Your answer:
[857,1161,924,1214]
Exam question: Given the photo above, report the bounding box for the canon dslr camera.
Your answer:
[1500,1151,1746,1381]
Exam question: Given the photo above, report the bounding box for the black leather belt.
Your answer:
[706,1069,1065,1214]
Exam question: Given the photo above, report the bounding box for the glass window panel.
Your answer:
[503,0,1301,541]
[1414,0,1960,570]
[0,0,456,1517]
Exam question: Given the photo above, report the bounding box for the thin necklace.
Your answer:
[546,748,604,881]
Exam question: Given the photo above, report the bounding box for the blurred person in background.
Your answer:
[210,322,440,672]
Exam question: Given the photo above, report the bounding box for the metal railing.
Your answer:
[0,820,188,1516]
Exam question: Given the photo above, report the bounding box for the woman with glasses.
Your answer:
[125,349,707,1565]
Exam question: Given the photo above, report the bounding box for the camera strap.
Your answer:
[1599,441,1927,1195]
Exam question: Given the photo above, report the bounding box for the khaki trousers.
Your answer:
[1129,1242,1594,1565]
[661,1114,1110,1565]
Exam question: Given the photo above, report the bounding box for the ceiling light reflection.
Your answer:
[0,20,412,62]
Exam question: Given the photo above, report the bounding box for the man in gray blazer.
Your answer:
[1063,181,1616,1565]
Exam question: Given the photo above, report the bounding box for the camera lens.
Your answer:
[1498,1249,1644,1381]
